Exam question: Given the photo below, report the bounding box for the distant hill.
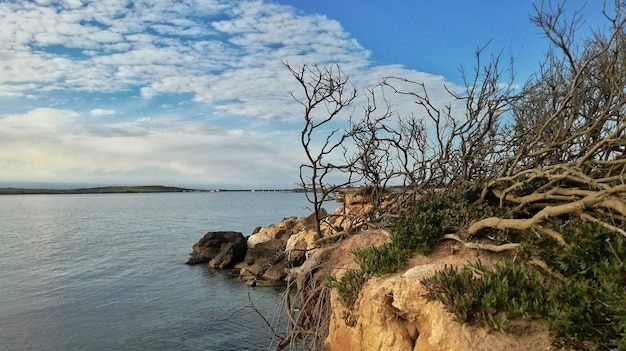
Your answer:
[0,185,197,195]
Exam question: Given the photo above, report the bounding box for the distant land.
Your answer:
[0,185,303,195]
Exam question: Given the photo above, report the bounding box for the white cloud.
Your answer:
[0,0,454,122]
[89,108,115,116]
[0,0,470,186]
[0,108,78,137]
[0,108,302,186]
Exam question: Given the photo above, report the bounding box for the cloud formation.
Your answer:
[90,108,116,116]
[0,108,301,186]
[0,0,459,187]
[0,0,377,118]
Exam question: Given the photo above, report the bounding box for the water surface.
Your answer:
[0,192,312,350]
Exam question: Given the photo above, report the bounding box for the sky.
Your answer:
[0,0,613,189]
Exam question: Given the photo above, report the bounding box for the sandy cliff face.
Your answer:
[323,232,552,351]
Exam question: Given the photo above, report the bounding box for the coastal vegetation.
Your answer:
[284,1,626,350]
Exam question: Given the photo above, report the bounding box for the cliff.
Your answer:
[321,230,551,351]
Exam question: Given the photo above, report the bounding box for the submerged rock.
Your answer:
[186,231,247,268]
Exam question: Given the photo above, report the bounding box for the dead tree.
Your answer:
[472,0,626,244]
[346,84,404,214]
[286,62,358,238]
[278,2,626,350]
[381,45,516,191]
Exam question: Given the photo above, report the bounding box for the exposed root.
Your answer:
[443,234,520,252]
[274,248,335,351]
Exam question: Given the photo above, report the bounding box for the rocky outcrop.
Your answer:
[186,231,247,268]
[185,210,328,287]
[322,232,552,351]
[187,197,364,283]
[236,238,287,285]
[186,190,552,350]
[246,211,324,248]
[235,211,328,285]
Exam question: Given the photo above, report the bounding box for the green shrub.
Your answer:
[391,192,469,254]
[352,242,411,276]
[422,260,548,331]
[326,188,536,331]
[323,269,367,308]
[423,220,626,349]
[326,191,472,311]
[323,243,410,309]
[543,222,626,350]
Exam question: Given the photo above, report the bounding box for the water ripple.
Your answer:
[0,192,308,351]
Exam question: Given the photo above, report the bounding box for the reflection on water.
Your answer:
[0,192,310,351]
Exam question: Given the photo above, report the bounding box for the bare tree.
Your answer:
[280,2,626,350]
[286,62,358,238]
[340,43,516,224]
[472,0,626,243]
[381,44,516,191]
[346,85,402,213]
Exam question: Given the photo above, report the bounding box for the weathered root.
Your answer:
[275,248,335,351]
[443,234,520,252]
[474,169,626,243]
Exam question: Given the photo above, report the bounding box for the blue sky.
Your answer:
[0,0,611,189]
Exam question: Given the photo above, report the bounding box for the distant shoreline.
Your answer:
[0,185,304,195]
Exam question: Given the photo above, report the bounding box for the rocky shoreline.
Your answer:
[185,192,552,350]
[186,207,341,286]
[185,191,373,287]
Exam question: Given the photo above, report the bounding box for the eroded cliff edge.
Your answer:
[317,231,551,351]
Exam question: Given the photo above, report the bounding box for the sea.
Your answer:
[0,191,316,351]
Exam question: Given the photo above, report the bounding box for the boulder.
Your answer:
[246,233,274,248]
[243,238,285,270]
[246,216,299,248]
[240,210,332,282]
[285,228,319,266]
[237,238,288,283]
[186,231,247,268]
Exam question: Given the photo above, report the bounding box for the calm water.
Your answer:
[0,192,313,351]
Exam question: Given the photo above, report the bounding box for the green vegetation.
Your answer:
[423,221,626,350]
[541,222,626,349]
[390,191,471,254]
[326,191,626,349]
[323,269,367,308]
[422,260,547,331]
[324,191,470,308]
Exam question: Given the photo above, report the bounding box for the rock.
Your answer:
[246,278,286,287]
[236,238,290,284]
[262,263,287,281]
[302,209,324,228]
[239,212,326,282]
[285,228,318,266]
[238,208,354,285]
[209,241,244,269]
[323,233,552,351]
[186,231,247,268]
[246,233,273,248]
[246,216,299,248]
[240,238,285,272]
